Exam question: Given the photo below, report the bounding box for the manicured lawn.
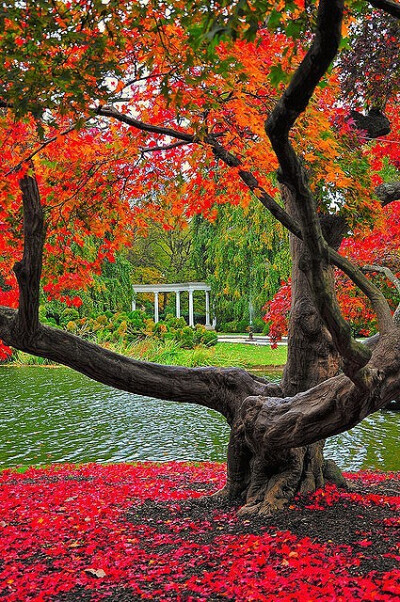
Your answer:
[126,341,288,369]
[0,463,399,601]
[211,342,287,367]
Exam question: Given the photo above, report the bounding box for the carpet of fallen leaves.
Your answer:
[0,462,399,601]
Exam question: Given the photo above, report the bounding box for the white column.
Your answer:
[205,290,211,327]
[176,290,181,318]
[132,296,136,312]
[188,289,194,327]
[154,291,159,323]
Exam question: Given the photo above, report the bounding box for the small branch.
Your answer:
[140,140,189,153]
[362,263,400,294]
[209,140,303,239]
[97,105,197,143]
[331,252,394,334]
[368,0,400,18]
[13,170,45,336]
[6,123,80,175]
[362,263,400,324]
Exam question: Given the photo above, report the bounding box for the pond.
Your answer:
[0,367,398,471]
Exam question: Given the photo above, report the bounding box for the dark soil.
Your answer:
[49,479,400,601]
[17,474,400,602]
[124,480,400,574]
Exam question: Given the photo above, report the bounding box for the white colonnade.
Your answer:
[132,282,212,328]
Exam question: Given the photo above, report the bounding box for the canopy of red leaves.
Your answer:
[0,462,399,601]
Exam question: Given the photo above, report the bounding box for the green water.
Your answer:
[0,367,398,471]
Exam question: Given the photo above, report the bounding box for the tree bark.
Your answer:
[212,192,348,516]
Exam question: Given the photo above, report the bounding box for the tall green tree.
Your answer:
[192,200,290,330]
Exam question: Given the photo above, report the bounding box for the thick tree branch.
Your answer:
[266,0,344,138]
[264,0,378,378]
[368,0,400,18]
[240,328,400,452]
[0,305,275,423]
[13,172,45,337]
[350,108,391,139]
[375,181,400,205]
[0,156,278,423]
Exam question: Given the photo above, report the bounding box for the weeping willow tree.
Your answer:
[192,200,290,330]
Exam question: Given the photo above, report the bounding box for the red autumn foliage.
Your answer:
[264,203,400,343]
[0,463,399,601]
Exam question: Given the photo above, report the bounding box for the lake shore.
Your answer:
[2,341,288,370]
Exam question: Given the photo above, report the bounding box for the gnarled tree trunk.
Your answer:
[1,173,400,520]
[212,193,348,516]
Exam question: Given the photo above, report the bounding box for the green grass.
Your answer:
[9,351,55,366]
[7,340,287,369]
[212,342,287,367]
[124,340,286,368]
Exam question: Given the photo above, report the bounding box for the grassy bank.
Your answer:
[9,340,287,369]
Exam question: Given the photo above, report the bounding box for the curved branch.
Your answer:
[0,305,272,423]
[330,251,394,333]
[368,0,400,18]
[362,263,400,293]
[0,159,277,424]
[240,329,400,451]
[13,172,45,336]
[362,263,400,323]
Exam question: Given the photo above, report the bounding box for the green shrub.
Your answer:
[59,308,80,327]
[33,305,219,352]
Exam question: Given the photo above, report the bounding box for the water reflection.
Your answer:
[0,367,398,471]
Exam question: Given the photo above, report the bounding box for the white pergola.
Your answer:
[132,282,212,327]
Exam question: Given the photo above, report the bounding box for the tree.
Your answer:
[0,0,399,516]
[265,200,400,342]
[192,200,290,330]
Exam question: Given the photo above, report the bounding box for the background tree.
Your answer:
[0,0,399,516]
[192,200,290,331]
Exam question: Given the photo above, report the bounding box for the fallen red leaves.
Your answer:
[0,463,399,601]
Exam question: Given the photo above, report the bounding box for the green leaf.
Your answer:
[269,64,290,87]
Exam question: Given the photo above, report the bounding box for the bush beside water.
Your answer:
[34,308,218,351]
